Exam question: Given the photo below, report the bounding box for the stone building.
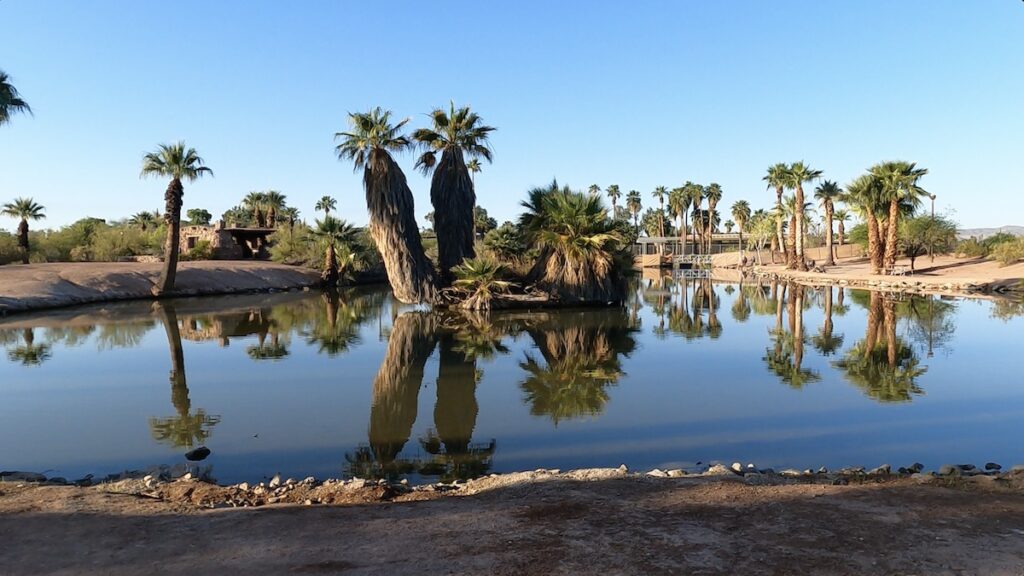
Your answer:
[179,220,275,260]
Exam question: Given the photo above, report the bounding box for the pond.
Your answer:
[2,278,1023,484]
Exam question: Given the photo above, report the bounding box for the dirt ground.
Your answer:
[2,472,1024,575]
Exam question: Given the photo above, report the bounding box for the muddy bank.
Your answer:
[2,468,1024,575]
[0,261,322,315]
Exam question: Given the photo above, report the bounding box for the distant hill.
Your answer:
[957,225,1024,240]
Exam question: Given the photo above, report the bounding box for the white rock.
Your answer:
[647,469,668,478]
[667,469,686,478]
[237,482,250,491]
[269,474,282,488]
[730,462,743,474]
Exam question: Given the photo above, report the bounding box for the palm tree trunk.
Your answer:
[786,215,797,269]
[365,154,439,304]
[435,333,478,456]
[795,184,807,271]
[775,187,786,266]
[322,243,339,286]
[430,148,476,283]
[838,221,845,247]
[681,211,688,257]
[883,199,900,274]
[16,219,29,264]
[824,201,835,266]
[156,178,184,295]
[867,214,883,275]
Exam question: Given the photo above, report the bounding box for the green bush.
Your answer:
[0,231,21,265]
[956,238,988,258]
[181,240,214,261]
[990,238,1024,267]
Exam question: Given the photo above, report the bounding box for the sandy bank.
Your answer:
[2,469,1024,575]
[0,261,322,315]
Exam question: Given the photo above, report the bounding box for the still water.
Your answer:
[2,279,1023,484]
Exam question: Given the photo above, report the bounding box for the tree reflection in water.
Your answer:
[834,291,926,402]
[148,302,221,448]
[4,328,52,366]
[763,283,821,388]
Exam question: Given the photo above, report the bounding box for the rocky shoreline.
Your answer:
[751,268,1024,298]
[5,459,1023,509]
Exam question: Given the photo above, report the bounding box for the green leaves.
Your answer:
[140,142,213,182]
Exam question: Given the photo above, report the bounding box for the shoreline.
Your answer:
[0,261,323,316]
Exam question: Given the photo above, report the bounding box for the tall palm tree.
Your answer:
[140,142,213,294]
[336,107,438,303]
[1,197,45,264]
[703,183,723,254]
[605,185,621,218]
[684,182,704,253]
[814,180,842,266]
[312,216,359,285]
[784,162,822,270]
[626,190,642,232]
[315,195,337,216]
[834,208,850,246]
[412,102,496,282]
[763,163,789,265]
[731,199,751,263]
[651,186,667,237]
[262,190,287,228]
[844,174,887,274]
[588,184,601,198]
[466,158,482,186]
[0,70,31,126]
[668,187,691,256]
[870,161,928,274]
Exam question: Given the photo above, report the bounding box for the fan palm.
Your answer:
[128,211,159,232]
[834,208,850,246]
[315,195,336,216]
[262,190,287,227]
[243,191,267,227]
[0,70,31,126]
[731,200,751,263]
[336,107,438,303]
[651,186,667,237]
[1,197,45,264]
[412,102,496,281]
[588,184,601,197]
[844,174,887,274]
[605,185,621,218]
[449,257,514,310]
[140,142,213,294]
[684,182,704,253]
[784,162,823,270]
[763,163,789,265]
[668,187,692,256]
[466,158,482,185]
[625,190,642,232]
[312,216,359,285]
[869,161,928,274]
[703,183,723,253]
[814,180,842,266]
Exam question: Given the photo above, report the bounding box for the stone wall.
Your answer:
[179,221,243,260]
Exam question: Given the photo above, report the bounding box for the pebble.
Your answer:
[667,469,687,478]
[184,447,211,462]
[302,477,316,485]
[269,474,281,488]
[237,482,250,491]
[616,464,629,474]
[779,469,803,478]
[303,499,313,506]
[706,464,733,476]
[181,473,194,481]
[647,469,668,478]
[730,462,744,474]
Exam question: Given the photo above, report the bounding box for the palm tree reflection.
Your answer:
[148,303,221,448]
[763,283,821,388]
[5,328,52,366]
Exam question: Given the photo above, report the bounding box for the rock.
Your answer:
[868,464,891,476]
[46,477,68,485]
[985,462,1002,471]
[730,462,744,474]
[302,476,316,485]
[616,464,629,474]
[73,474,94,487]
[285,478,296,486]
[957,464,976,472]
[779,469,803,478]
[253,486,267,495]
[705,464,733,476]
[667,469,686,478]
[347,479,367,489]
[910,473,933,482]
[181,472,194,481]
[269,474,281,488]
[840,466,865,475]
[939,465,960,476]
[910,462,924,473]
[1010,465,1024,473]
[0,471,46,483]
[647,469,668,478]
[817,466,829,474]
[237,482,250,491]
[303,499,313,506]
[184,447,211,462]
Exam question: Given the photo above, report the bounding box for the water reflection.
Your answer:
[762,283,821,388]
[5,328,52,366]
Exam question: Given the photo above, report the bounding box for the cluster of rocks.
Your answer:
[753,270,992,296]
[0,463,209,488]
[642,460,1024,485]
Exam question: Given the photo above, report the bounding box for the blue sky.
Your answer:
[1,0,1021,230]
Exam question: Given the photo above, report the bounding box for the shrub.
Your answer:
[956,238,988,258]
[182,240,214,261]
[990,238,1024,267]
[449,257,514,310]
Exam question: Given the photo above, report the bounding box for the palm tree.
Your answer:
[0,70,32,126]
[668,187,692,256]
[466,158,482,186]
[723,220,734,233]
[784,162,823,270]
[243,191,267,227]
[811,286,845,356]
[834,208,850,246]
[685,182,705,253]
[731,200,751,263]
[262,190,287,228]
[763,163,789,265]
[336,107,438,303]
[412,102,496,282]
[1,197,45,264]
[315,195,336,216]
[845,174,887,274]
[626,190,642,232]
[605,185,621,218]
[814,180,842,266]
[651,186,667,237]
[312,215,359,285]
[870,161,928,274]
[588,184,601,198]
[703,183,723,253]
[128,211,159,231]
[140,142,213,294]
[519,183,629,302]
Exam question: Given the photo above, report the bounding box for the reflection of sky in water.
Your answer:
[1,283,1022,484]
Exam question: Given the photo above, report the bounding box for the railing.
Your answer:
[672,254,714,266]
[672,268,711,279]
